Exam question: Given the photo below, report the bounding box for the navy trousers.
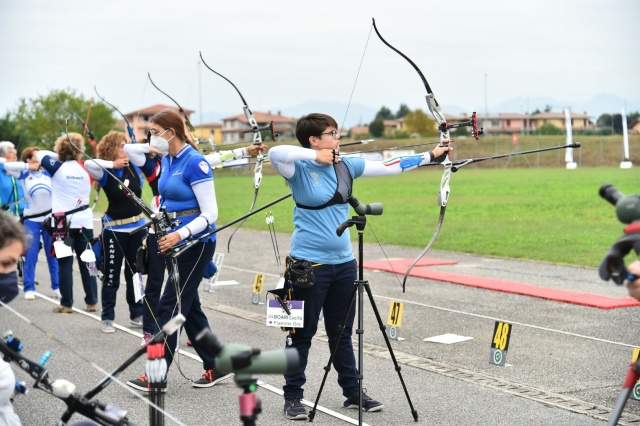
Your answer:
[283,259,360,399]
[142,234,165,335]
[58,228,98,308]
[100,229,145,322]
[156,240,217,371]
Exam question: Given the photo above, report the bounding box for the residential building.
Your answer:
[221,111,295,144]
[349,125,370,138]
[121,104,195,142]
[454,111,593,136]
[194,123,223,151]
[383,119,402,137]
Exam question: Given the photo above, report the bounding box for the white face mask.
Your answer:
[150,135,169,152]
[149,129,173,152]
[80,244,96,262]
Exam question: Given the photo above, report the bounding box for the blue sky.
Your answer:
[1,0,638,126]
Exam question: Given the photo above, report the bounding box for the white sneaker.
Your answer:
[24,291,35,300]
[102,320,116,333]
[52,289,62,299]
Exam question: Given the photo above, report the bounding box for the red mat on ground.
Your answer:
[363,258,640,310]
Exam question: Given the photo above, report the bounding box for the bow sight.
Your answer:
[241,121,279,141]
[442,112,484,140]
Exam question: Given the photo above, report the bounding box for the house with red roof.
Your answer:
[121,104,195,142]
[221,111,295,143]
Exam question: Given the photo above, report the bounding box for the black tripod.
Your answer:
[308,212,418,425]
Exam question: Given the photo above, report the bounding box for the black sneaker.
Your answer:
[192,368,233,388]
[342,390,383,412]
[284,397,308,420]
[126,374,167,393]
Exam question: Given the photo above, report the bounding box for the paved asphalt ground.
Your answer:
[3,221,640,425]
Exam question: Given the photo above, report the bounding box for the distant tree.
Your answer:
[544,104,553,113]
[395,104,410,119]
[596,113,612,128]
[536,123,563,135]
[402,109,437,137]
[11,88,116,151]
[0,112,30,151]
[392,130,410,139]
[374,106,394,121]
[611,114,624,134]
[369,117,384,137]
[597,113,624,134]
[583,126,614,136]
[628,111,640,124]
[351,131,371,140]
[532,108,542,114]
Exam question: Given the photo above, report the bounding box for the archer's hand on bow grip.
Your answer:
[432,145,453,163]
[315,148,339,165]
[246,144,268,157]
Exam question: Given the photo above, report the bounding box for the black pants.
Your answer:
[142,233,165,334]
[156,241,216,370]
[101,229,145,322]
[58,228,98,308]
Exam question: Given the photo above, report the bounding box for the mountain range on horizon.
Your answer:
[192,93,640,128]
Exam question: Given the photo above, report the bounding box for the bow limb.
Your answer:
[57,92,98,155]
[94,86,137,143]
[199,52,274,252]
[400,205,446,290]
[147,72,199,144]
[399,157,451,291]
[372,18,456,292]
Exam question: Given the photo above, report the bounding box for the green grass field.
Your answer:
[211,167,637,268]
[92,166,637,268]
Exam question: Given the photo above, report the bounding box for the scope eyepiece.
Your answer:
[599,183,624,206]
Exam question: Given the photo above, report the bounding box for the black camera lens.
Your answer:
[599,183,624,206]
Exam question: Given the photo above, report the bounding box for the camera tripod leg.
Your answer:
[362,281,418,422]
[308,284,358,422]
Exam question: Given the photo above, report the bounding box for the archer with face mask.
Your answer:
[124,115,266,347]
[125,109,267,391]
[0,213,27,425]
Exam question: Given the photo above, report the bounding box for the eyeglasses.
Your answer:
[148,128,169,136]
[318,130,339,139]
